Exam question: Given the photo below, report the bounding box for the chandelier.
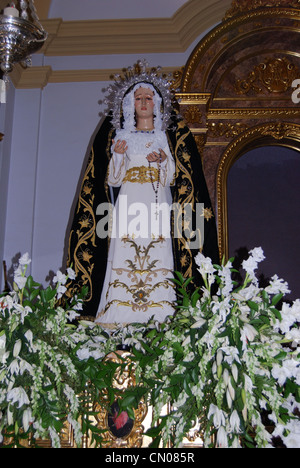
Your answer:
[0,1,48,74]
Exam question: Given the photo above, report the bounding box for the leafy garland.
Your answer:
[0,249,299,448]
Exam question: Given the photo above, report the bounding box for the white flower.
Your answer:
[73,300,83,311]
[0,352,9,366]
[242,257,258,280]
[22,408,34,432]
[49,427,61,449]
[244,374,254,393]
[76,347,91,361]
[232,364,239,383]
[19,359,33,376]
[208,404,226,429]
[14,274,27,290]
[229,410,241,433]
[291,299,300,323]
[241,323,258,350]
[228,379,235,401]
[67,267,76,280]
[272,359,299,386]
[226,389,232,409]
[67,310,80,322]
[13,304,32,324]
[19,253,31,266]
[280,420,300,448]
[284,328,300,348]
[216,426,228,448]
[212,297,231,323]
[250,247,265,263]
[0,333,6,351]
[56,284,67,299]
[216,350,223,367]
[24,329,33,347]
[7,387,30,408]
[191,318,206,329]
[90,349,106,361]
[13,339,22,358]
[8,359,20,375]
[265,275,290,295]
[242,247,265,281]
[53,271,67,285]
[233,284,261,302]
[275,303,295,334]
[221,346,241,365]
[223,368,230,385]
[217,262,233,297]
[195,252,216,276]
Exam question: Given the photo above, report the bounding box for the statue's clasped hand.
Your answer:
[146,149,167,163]
[113,139,128,154]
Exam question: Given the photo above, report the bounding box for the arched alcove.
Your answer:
[178,2,300,262]
[227,145,300,300]
[216,122,300,260]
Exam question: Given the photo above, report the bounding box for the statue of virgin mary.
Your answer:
[66,61,219,325]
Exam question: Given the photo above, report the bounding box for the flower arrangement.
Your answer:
[0,248,299,448]
[118,247,300,448]
[0,254,122,448]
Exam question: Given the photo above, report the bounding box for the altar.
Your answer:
[0,0,300,450]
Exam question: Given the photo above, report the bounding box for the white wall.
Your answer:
[2,80,108,286]
[0,83,15,287]
[48,0,187,21]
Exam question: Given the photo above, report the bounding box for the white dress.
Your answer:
[95,129,176,325]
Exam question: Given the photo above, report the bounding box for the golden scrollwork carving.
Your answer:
[208,108,300,119]
[235,58,300,95]
[260,121,300,139]
[225,0,300,20]
[193,133,207,155]
[3,419,76,448]
[182,9,300,93]
[93,350,148,448]
[183,105,203,125]
[170,67,184,91]
[208,122,249,139]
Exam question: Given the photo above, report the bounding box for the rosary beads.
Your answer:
[148,157,162,220]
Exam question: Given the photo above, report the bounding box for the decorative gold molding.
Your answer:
[208,108,300,119]
[216,121,300,260]
[94,350,148,448]
[183,106,203,125]
[225,0,300,20]
[208,122,249,138]
[176,93,211,105]
[182,8,300,92]
[235,57,300,95]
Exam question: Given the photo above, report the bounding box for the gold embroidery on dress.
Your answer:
[98,236,175,316]
[170,126,195,279]
[123,166,159,184]
[123,164,169,186]
[202,206,214,222]
[66,148,97,301]
[66,129,115,303]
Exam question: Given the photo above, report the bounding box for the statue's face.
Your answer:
[134,87,155,120]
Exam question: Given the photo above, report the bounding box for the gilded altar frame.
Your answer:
[177,3,300,260]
